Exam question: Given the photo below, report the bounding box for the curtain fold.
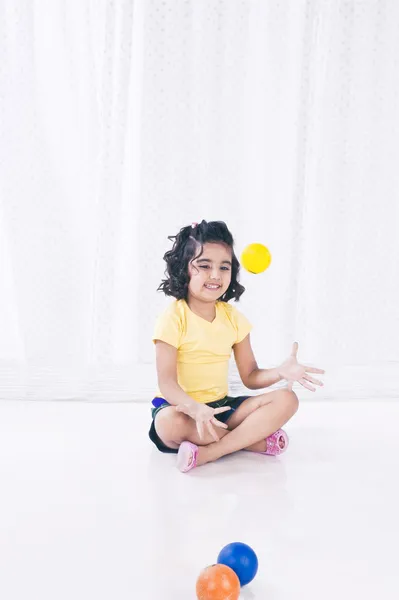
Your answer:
[0,0,398,401]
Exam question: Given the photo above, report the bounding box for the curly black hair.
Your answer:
[157,220,245,302]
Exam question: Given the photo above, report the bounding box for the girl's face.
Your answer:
[187,242,233,302]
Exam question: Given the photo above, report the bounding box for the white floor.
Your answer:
[0,400,398,600]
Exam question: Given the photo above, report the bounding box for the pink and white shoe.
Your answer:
[260,429,289,455]
[177,441,199,473]
[244,429,289,456]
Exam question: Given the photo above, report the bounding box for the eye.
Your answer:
[221,267,230,271]
[199,265,209,269]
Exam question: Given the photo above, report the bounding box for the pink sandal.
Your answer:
[177,441,199,473]
[258,429,289,456]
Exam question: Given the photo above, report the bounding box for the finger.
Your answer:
[196,421,204,440]
[207,421,220,442]
[299,378,316,392]
[211,417,228,429]
[303,374,324,386]
[291,342,299,357]
[304,366,325,374]
[213,406,231,415]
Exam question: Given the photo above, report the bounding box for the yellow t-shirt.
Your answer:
[152,299,252,403]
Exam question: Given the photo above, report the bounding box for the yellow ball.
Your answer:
[240,243,272,274]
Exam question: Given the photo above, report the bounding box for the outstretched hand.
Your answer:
[278,342,325,392]
[176,402,230,442]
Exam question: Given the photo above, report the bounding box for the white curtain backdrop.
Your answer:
[0,0,398,402]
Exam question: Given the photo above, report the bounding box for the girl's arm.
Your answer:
[155,340,231,441]
[233,334,282,390]
[155,340,198,408]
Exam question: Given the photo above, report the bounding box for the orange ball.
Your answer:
[196,564,240,600]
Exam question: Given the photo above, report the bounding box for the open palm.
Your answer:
[278,342,325,392]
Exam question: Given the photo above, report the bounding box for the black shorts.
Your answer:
[148,394,250,454]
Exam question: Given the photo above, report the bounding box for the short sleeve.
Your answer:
[232,306,253,344]
[152,305,182,348]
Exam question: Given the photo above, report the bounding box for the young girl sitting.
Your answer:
[148,220,325,473]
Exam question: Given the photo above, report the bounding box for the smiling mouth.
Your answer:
[204,284,221,290]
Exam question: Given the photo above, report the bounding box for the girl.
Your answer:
[149,220,324,473]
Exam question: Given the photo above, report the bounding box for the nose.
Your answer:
[210,267,221,281]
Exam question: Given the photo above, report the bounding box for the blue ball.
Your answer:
[217,542,258,586]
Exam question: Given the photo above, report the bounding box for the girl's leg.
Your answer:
[195,389,298,466]
[153,406,230,450]
[224,392,289,452]
[154,389,298,459]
